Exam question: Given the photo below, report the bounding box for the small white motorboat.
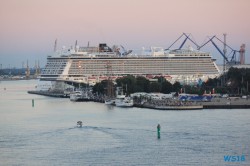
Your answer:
[77,121,82,127]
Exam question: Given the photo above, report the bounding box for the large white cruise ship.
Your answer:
[40,43,220,85]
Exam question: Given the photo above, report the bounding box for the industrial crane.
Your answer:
[198,35,241,65]
[165,33,199,50]
[167,33,243,66]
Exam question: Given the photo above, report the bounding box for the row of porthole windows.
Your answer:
[46,63,66,66]
[45,65,65,68]
[68,67,218,72]
[70,59,212,64]
[43,70,63,73]
[69,63,213,68]
[69,63,216,67]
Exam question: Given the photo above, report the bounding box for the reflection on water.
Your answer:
[0,80,250,165]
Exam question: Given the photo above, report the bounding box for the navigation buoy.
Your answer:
[157,124,161,139]
[77,121,82,127]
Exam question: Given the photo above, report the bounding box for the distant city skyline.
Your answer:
[0,0,249,68]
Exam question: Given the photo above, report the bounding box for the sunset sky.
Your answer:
[0,0,249,68]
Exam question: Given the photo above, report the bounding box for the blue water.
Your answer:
[0,80,250,166]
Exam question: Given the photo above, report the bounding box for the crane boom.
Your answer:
[165,33,184,50]
[166,33,242,65]
[166,33,199,50]
[179,35,189,49]
[198,36,216,50]
[183,33,199,48]
[210,38,229,62]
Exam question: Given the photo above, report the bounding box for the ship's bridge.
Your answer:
[167,47,211,57]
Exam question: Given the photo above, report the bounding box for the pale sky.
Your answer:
[0,0,249,68]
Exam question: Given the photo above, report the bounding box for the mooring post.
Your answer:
[157,124,161,139]
[32,99,34,107]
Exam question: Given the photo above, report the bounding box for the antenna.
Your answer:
[222,33,227,86]
[26,60,30,78]
[75,40,78,52]
[105,61,113,98]
[38,60,41,75]
[35,60,38,77]
[54,39,57,52]
[240,44,246,65]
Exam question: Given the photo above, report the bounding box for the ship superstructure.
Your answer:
[41,43,220,85]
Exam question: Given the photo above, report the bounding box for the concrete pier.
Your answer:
[28,90,68,98]
[27,90,250,109]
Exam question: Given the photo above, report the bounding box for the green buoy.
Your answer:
[32,99,34,107]
[157,124,161,139]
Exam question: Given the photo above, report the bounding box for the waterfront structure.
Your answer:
[70,90,90,102]
[115,95,134,107]
[40,43,220,85]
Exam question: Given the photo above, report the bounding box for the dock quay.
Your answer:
[134,102,250,110]
[203,104,250,109]
[27,90,68,98]
[201,97,250,109]
[133,97,250,110]
[134,99,203,110]
[27,90,105,102]
[27,90,250,110]
[142,104,203,110]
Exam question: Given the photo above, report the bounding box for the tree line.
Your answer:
[92,67,250,96]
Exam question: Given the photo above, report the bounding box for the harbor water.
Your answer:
[0,80,250,165]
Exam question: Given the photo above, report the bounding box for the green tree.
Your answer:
[205,78,220,87]
[92,81,106,94]
[149,82,161,92]
[173,81,182,93]
[116,75,136,95]
[135,76,150,92]
[161,80,173,94]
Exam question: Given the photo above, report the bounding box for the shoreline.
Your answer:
[27,90,68,98]
[135,103,250,110]
[27,90,250,110]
